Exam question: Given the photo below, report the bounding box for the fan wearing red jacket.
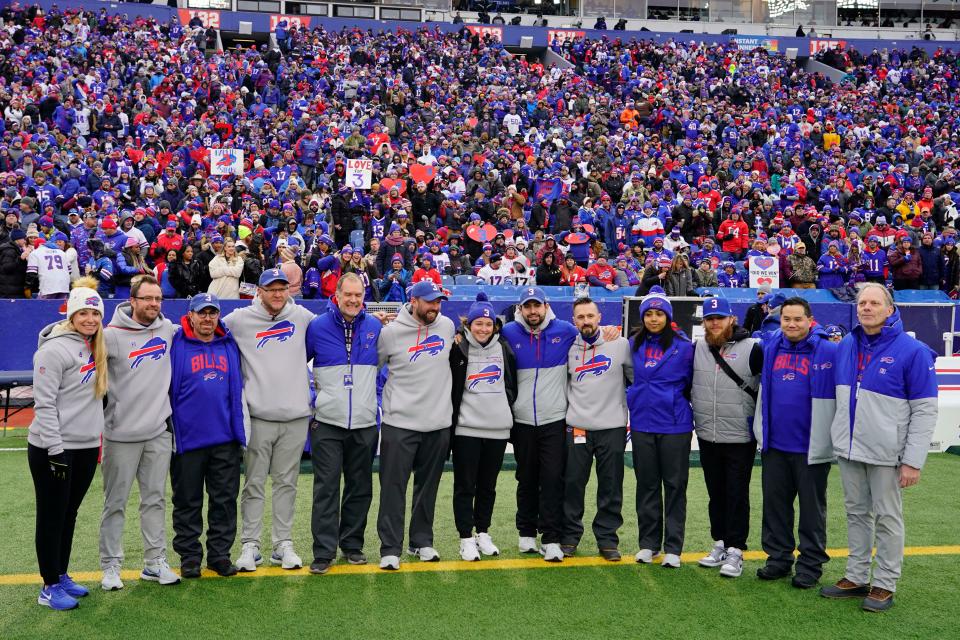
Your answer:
[560,254,587,286]
[716,211,750,259]
[585,253,619,291]
[411,254,442,285]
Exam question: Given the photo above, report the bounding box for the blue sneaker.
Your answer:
[38,584,79,611]
[59,574,89,598]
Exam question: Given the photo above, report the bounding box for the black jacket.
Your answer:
[449,329,518,430]
[0,241,26,298]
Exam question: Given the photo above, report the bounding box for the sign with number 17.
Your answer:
[346,158,373,190]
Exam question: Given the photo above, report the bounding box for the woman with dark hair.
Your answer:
[941,238,960,296]
[168,244,201,298]
[626,288,695,569]
[535,251,562,286]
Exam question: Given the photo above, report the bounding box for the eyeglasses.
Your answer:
[193,309,220,317]
[133,296,163,303]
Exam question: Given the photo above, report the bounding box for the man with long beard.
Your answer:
[691,297,763,579]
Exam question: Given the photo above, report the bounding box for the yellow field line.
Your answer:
[1,545,959,586]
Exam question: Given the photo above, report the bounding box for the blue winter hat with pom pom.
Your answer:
[640,285,673,320]
[467,291,496,326]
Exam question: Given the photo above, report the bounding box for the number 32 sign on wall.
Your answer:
[346,158,373,190]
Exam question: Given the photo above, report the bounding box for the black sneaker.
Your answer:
[820,578,870,599]
[599,548,622,562]
[756,564,791,580]
[310,560,333,575]
[207,559,238,577]
[344,551,367,565]
[180,560,202,579]
[560,544,578,558]
[791,574,819,589]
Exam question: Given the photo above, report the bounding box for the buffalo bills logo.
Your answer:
[85,296,99,307]
[79,355,96,384]
[782,372,796,381]
[467,364,502,390]
[203,371,219,381]
[256,321,295,348]
[408,334,445,362]
[880,356,895,364]
[128,337,168,369]
[215,150,238,169]
[574,354,611,381]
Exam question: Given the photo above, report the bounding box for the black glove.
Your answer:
[48,453,68,481]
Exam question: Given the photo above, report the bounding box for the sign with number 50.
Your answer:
[346,158,373,190]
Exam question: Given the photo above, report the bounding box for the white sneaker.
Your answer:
[459,538,481,562]
[379,555,400,570]
[719,548,743,578]
[476,532,500,556]
[408,546,440,562]
[101,565,124,591]
[634,549,658,564]
[141,558,181,585]
[518,536,539,554]
[698,540,727,568]
[271,541,302,570]
[542,543,564,563]
[662,553,681,569]
[236,542,263,572]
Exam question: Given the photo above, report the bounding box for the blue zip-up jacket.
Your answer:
[754,327,837,464]
[501,307,578,426]
[627,332,694,434]
[169,316,246,454]
[830,309,938,468]
[305,300,381,429]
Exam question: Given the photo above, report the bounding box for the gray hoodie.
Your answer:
[28,322,104,455]
[224,297,315,423]
[104,303,177,442]
[457,331,513,439]
[566,332,633,430]
[378,303,455,431]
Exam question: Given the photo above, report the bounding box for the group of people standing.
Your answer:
[28,270,936,615]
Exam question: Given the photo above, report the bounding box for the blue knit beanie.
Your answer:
[466,291,496,326]
[639,285,673,320]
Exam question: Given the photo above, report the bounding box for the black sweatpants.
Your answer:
[761,448,830,579]
[310,422,377,562]
[171,442,242,564]
[452,435,507,539]
[698,439,756,550]
[511,420,565,544]
[631,431,692,555]
[28,444,99,585]
[377,424,450,557]
[561,427,626,549]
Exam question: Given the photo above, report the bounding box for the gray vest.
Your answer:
[691,337,758,444]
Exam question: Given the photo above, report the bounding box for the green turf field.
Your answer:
[0,434,958,639]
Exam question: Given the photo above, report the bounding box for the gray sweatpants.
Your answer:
[99,431,173,568]
[837,458,904,592]
[240,416,309,548]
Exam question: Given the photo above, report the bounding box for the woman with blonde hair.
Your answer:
[208,236,244,299]
[28,279,107,610]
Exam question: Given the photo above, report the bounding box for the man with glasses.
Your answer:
[223,268,316,572]
[100,275,180,590]
[169,294,246,579]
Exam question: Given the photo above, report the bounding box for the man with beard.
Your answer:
[691,297,763,579]
[560,298,632,561]
[376,281,455,570]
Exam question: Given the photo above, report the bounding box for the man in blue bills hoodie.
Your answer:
[169,293,246,580]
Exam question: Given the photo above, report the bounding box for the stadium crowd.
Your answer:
[0,0,944,618]
[0,6,958,301]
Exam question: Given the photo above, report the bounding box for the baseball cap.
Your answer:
[258,268,289,287]
[702,297,734,318]
[409,281,447,301]
[519,286,546,305]
[189,293,221,312]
